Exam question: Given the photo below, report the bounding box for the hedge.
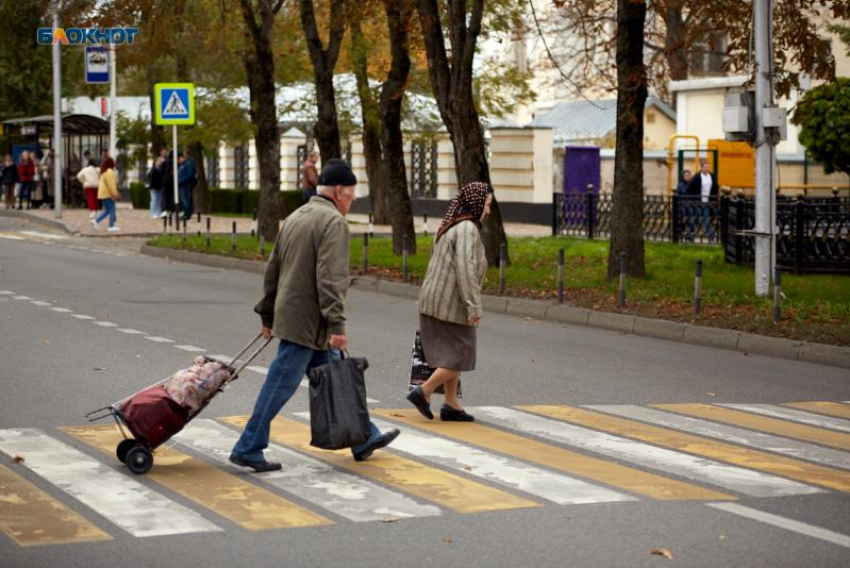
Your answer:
[130,184,304,217]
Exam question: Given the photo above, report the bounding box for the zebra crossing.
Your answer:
[2,400,850,548]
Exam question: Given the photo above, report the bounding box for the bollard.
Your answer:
[423,213,429,235]
[175,210,180,232]
[197,210,201,224]
[499,243,506,295]
[402,234,409,283]
[557,248,565,303]
[205,217,211,248]
[362,232,369,273]
[182,221,187,243]
[231,221,237,253]
[773,268,782,323]
[694,259,703,315]
[163,216,167,234]
[618,252,626,308]
[368,214,374,237]
[251,209,257,238]
[260,234,266,257]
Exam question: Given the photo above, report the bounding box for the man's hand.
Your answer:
[329,334,348,350]
[468,315,482,325]
[262,326,272,340]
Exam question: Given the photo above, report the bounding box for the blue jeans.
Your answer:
[95,198,116,227]
[231,339,381,461]
[150,189,162,217]
[179,185,193,220]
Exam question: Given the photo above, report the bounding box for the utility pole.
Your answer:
[109,43,117,158]
[753,0,776,296]
[52,10,63,218]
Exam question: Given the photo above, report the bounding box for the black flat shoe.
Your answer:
[406,386,434,420]
[440,404,474,422]
[229,453,282,472]
[353,428,400,462]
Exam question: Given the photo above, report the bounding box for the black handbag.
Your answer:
[308,353,372,450]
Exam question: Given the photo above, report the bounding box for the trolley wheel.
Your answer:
[125,446,153,475]
[116,439,138,463]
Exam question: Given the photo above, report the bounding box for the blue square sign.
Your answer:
[85,46,109,84]
[154,83,195,125]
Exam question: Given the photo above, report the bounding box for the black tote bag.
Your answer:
[308,354,372,450]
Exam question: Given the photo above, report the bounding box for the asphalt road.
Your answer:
[1,219,849,568]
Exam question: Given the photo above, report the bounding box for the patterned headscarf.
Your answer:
[436,181,493,241]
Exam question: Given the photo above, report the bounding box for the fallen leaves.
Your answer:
[381,517,399,523]
[93,367,108,371]
[706,392,718,397]
[389,413,406,418]
[42,340,50,345]
[649,548,673,560]
[12,455,24,464]
[442,537,454,544]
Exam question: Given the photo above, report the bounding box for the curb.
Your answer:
[0,210,77,235]
[140,246,850,371]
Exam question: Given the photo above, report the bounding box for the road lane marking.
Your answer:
[64,425,332,531]
[707,503,850,549]
[21,231,66,240]
[175,345,205,352]
[222,415,538,514]
[374,408,731,501]
[661,404,850,450]
[587,405,850,471]
[13,296,32,300]
[347,413,636,505]
[717,403,850,434]
[71,315,95,320]
[0,291,14,295]
[785,402,850,421]
[475,406,810,498]
[117,329,146,335]
[0,463,111,547]
[0,428,220,537]
[247,365,269,374]
[50,308,72,313]
[144,336,174,343]
[93,322,118,328]
[524,405,850,494]
[178,420,441,522]
[0,234,24,240]
[31,301,52,306]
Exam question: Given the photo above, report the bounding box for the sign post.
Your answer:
[154,83,195,229]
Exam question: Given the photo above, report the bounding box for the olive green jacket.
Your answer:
[255,197,349,350]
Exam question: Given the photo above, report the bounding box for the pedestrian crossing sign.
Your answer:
[154,83,195,125]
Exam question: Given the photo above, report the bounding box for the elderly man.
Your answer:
[230,159,399,472]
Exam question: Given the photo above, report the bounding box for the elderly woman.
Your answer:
[407,181,493,422]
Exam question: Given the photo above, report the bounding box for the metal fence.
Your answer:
[553,190,850,273]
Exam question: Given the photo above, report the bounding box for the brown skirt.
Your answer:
[419,313,477,372]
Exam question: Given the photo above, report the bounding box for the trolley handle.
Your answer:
[228,333,273,379]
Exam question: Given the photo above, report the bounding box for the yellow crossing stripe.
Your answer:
[520,405,850,493]
[654,403,850,451]
[784,402,850,421]
[0,463,110,546]
[220,416,538,514]
[372,409,733,501]
[62,426,332,530]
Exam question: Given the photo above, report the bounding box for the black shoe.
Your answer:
[406,386,434,420]
[228,453,282,472]
[440,404,475,422]
[353,429,400,462]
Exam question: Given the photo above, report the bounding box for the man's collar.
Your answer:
[316,194,340,211]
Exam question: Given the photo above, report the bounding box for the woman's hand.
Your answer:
[468,315,482,325]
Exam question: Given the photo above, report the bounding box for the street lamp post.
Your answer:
[52,10,63,218]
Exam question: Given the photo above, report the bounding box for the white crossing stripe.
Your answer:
[587,405,850,471]
[177,420,442,522]
[50,307,72,313]
[31,301,52,306]
[720,404,850,433]
[0,290,15,294]
[708,503,850,549]
[330,415,635,506]
[0,234,24,240]
[0,428,222,537]
[175,345,206,352]
[472,406,822,498]
[93,321,118,328]
[72,314,95,320]
[118,329,146,335]
[246,365,269,374]
[13,295,32,300]
[144,336,174,343]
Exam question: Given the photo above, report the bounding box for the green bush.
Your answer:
[204,188,304,217]
[130,182,149,209]
[281,190,304,216]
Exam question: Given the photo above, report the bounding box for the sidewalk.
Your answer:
[23,207,553,238]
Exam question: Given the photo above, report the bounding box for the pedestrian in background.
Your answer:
[407,181,492,422]
[77,159,100,218]
[686,160,719,239]
[40,149,54,208]
[91,157,120,232]
[30,152,43,209]
[17,151,34,210]
[148,154,165,219]
[300,150,319,203]
[230,159,399,472]
[160,149,176,217]
[178,150,197,222]
[1,154,18,210]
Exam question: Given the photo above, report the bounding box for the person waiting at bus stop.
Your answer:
[229,159,399,472]
[686,160,719,239]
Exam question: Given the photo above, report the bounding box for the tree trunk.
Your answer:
[607,0,648,279]
[416,0,507,266]
[351,20,388,224]
[381,0,416,256]
[301,0,345,160]
[664,0,688,83]
[240,0,283,243]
